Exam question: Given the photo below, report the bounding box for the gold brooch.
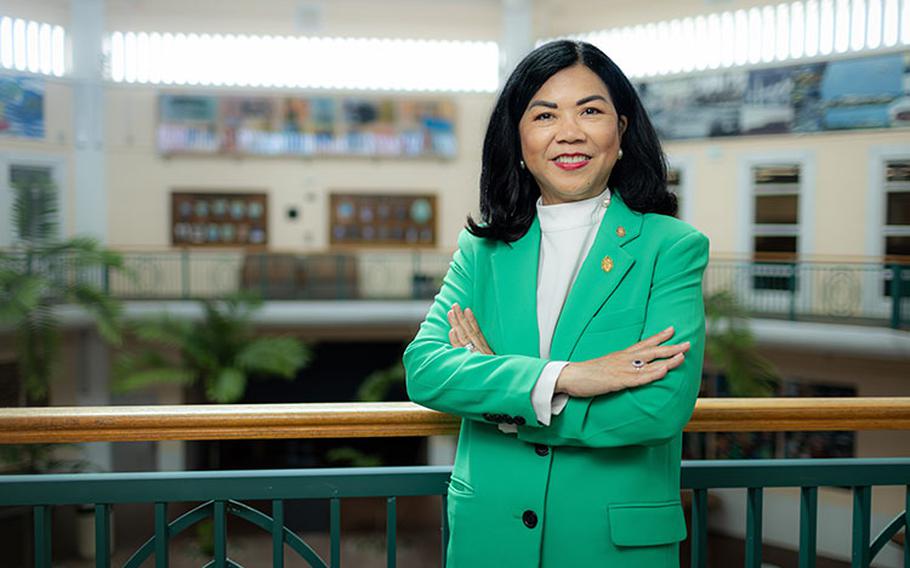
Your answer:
[601,256,614,272]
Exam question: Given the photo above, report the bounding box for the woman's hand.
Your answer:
[447,303,495,355]
[554,326,689,398]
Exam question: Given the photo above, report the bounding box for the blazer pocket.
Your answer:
[447,475,475,497]
[607,500,687,547]
[586,303,646,334]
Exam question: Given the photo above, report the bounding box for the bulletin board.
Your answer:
[329,193,437,247]
[171,191,268,247]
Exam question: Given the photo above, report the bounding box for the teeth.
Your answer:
[555,155,590,163]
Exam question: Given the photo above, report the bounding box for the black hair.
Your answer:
[467,40,676,243]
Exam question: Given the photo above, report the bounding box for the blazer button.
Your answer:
[503,415,515,424]
[522,510,538,529]
[534,444,549,457]
[514,416,526,426]
[482,413,494,422]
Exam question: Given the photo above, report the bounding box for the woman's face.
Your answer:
[518,64,628,205]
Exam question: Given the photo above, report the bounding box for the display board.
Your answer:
[636,50,910,140]
[329,193,436,247]
[0,74,44,139]
[171,191,268,247]
[158,94,456,159]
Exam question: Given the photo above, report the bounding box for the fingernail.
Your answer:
[683,341,690,347]
[665,326,674,332]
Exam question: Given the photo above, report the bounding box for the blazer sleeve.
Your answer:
[515,229,710,447]
[403,229,550,426]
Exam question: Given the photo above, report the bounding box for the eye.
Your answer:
[582,107,602,115]
[533,112,554,121]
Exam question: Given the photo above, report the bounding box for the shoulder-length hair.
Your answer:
[467,40,676,243]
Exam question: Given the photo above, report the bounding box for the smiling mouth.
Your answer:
[552,154,591,170]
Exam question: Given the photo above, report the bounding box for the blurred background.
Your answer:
[0,0,908,566]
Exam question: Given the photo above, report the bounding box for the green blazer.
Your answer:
[404,190,710,567]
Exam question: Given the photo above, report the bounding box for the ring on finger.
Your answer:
[631,358,645,370]
[464,341,477,353]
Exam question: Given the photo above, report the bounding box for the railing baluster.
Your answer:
[904,485,910,567]
[271,500,284,568]
[33,505,51,568]
[851,486,871,568]
[214,500,227,568]
[95,504,111,568]
[904,485,909,568]
[746,487,763,568]
[691,489,708,568]
[441,494,449,568]
[330,497,341,568]
[386,496,397,568]
[798,487,817,568]
[155,502,168,568]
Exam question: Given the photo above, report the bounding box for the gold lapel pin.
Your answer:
[616,226,626,237]
[601,256,614,272]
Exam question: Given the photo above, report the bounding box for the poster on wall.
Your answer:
[635,50,910,140]
[0,75,44,139]
[637,71,748,139]
[820,52,909,130]
[158,94,219,154]
[171,191,268,247]
[157,94,456,159]
[329,193,436,247]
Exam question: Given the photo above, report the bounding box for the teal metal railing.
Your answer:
[1,249,907,327]
[0,400,908,567]
[1,460,908,568]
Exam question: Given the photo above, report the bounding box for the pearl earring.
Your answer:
[519,160,526,170]
[617,149,623,160]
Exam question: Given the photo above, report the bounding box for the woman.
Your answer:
[403,40,709,567]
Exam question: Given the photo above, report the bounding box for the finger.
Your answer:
[641,353,684,376]
[625,326,675,352]
[627,364,670,388]
[454,305,484,348]
[454,304,471,334]
[463,308,493,353]
[463,307,484,335]
[448,309,468,344]
[449,328,464,347]
[635,341,690,361]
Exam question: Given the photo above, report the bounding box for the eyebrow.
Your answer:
[527,94,609,110]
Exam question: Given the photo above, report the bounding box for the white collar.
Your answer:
[536,187,611,233]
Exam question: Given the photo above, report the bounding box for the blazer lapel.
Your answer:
[491,215,541,357]
[548,190,643,360]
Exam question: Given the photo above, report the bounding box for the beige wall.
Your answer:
[104,86,492,250]
[2,1,908,257]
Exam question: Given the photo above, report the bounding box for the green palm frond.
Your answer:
[68,282,124,344]
[206,367,246,403]
[357,362,405,402]
[12,179,59,244]
[15,301,59,399]
[703,290,781,397]
[0,273,45,324]
[3,178,128,399]
[237,337,309,379]
[116,368,196,392]
[118,292,310,403]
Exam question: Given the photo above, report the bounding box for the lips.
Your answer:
[552,153,591,171]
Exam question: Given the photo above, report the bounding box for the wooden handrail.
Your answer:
[1,398,909,444]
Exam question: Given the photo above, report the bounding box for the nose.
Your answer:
[555,114,585,144]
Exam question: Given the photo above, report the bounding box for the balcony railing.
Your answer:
[3,249,907,328]
[1,398,909,568]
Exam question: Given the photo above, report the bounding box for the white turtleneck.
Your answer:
[499,186,612,434]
